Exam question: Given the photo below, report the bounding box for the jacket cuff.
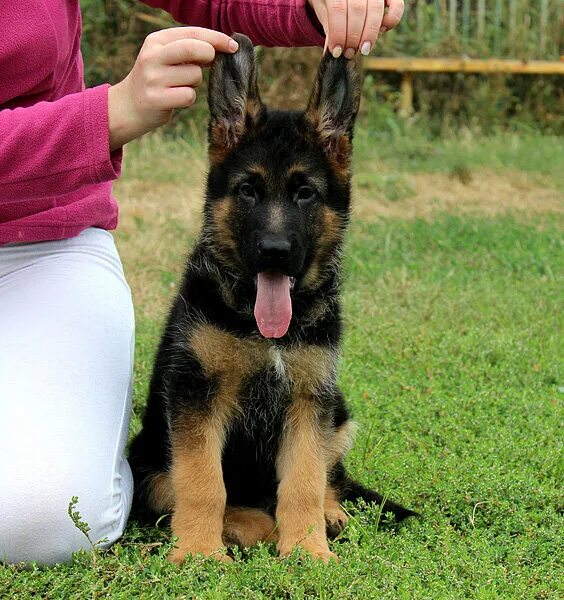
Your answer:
[303,1,326,42]
[84,84,123,184]
[293,1,325,47]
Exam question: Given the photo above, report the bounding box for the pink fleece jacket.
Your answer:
[0,1,323,245]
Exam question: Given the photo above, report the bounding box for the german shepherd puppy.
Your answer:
[129,34,415,564]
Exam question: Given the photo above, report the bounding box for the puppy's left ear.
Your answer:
[305,56,361,166]
[208,33,263,162]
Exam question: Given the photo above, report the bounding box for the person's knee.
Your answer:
[0,485,91,565]
[0,462,132,566]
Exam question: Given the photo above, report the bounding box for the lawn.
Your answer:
[1,127,562,599]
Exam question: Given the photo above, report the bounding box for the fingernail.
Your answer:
[360,41,371,56]
[344,47,355,59]
[380,26,388,34]
[332,45,342,58]
[229,39,239,52]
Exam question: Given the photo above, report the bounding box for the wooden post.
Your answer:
[494,0,503,53]
[399,72,414,118]
[477,0,486,38]
[416,0,424,41]
[462,0,470,41]
[509,0,517,53]
[449,0,457,36]
[439,0,448,32]
[434,0,442,36]
[540,0,548,54]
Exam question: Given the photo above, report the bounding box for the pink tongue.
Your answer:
[254,272,292,338]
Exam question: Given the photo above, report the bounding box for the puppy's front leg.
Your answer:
[276,399,337,563]
[168,414,230,563]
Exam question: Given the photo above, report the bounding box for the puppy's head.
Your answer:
[204,34,360,338]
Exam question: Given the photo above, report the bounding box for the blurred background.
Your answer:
[81,0,562,135]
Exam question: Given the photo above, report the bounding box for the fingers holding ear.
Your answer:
[309,0,405,57]
[149,26,239,54]
[381,0,405,32]
[344,0,368,58]
[324,0,347,57]
[359,0,384,55]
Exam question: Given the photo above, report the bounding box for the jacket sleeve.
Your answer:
[0,85,121,203]
[141,0,325,47]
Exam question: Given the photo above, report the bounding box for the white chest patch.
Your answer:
[269,346,287,379]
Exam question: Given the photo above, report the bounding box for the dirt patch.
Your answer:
[115,179,204,233]
[113,179,205,320]
[353,170,563,222]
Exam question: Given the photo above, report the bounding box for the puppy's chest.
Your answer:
[187,323,336,414]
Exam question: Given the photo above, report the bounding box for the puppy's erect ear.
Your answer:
[305,55,361,168]
[207,33,263,162]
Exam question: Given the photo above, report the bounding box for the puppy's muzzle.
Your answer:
[256,235,292,272]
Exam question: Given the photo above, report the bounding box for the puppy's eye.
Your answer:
[295,186,316,205]
[239,183,256,201]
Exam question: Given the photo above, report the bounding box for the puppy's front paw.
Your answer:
[168,544,232,565]
[306,548,339,564]
[278,539,339,564]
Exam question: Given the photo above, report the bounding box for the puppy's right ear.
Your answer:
[305,55,360,171]
[207,33,263,163]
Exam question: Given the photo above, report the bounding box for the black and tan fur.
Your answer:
[129,35,415,564]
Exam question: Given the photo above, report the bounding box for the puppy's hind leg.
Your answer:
[223,507,278,548]
[324,483,349,539]
[324,420,356,538]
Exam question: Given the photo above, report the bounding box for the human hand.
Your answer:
[108,27,238,151]
[307,0,405,58]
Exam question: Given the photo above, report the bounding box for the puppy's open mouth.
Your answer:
[253,273,296,338]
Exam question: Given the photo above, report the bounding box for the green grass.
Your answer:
[124,113,564,188]
[354,107,564,188]
[2,132,562,598]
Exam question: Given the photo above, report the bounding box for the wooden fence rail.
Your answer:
[363,56,564,116]
[363,57,564,75]
[364,0,563,116]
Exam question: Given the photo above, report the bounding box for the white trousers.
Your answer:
[0,228,134,565]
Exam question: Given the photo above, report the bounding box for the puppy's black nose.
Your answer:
[257,237,291,260]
